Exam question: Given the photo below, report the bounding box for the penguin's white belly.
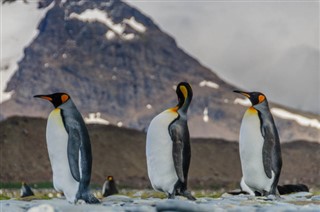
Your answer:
[46,109,79,202]
[146,109,179,194]
[239,109,274,193]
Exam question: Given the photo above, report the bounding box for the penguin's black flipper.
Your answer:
[67,128,81,182]
[169,123,185,183]
[261,124,276,179]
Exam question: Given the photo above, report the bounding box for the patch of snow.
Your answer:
[117,122,123,127]
[112,75,117,80]
[84,112,110,125]
[122,33,135,40]
[62,53,67,59]
[44,63,49,68]
[1,1,54,103]
[172,85,177,90]
[271,108,320,129]
[224,99,229,103]
[203,107,209,123]
[146,104,152,109]
[76,0,86,6]
[69,9,146,41]
[199,80,219,89]
[69,9,126,34]
[106,30,116,40]
[234,98,251,106]
[123,17,146,33]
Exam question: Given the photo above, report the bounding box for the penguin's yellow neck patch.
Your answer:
[49,108,65,127]
[247,107,258,114]
[53,108,61,113]
[168,106,179,113]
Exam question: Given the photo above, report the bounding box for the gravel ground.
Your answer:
[1,192,320,212]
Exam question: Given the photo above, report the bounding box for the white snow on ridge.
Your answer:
[69,9,146,40]
[106,30,116,39]
[84,112,110,125]
[203,107,209,123]
[199,80,219,89]
[1,1,54,103]
[69,9,125,33]
[271,108,320,129]
[117,121,123,127]
[234,98,251,106]
[123,17,146,33]
[122,33,135,40]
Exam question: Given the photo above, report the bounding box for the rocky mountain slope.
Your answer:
[1,0,319,142]
[1,117,319,189]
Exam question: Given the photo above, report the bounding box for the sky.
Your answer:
[127,0,319,115]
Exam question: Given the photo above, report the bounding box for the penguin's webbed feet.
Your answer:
[181,190,196,201]
[77,192,100,204]
[168,192,176,199]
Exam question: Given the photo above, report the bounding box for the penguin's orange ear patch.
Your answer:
[61,94,69,103]
[258,95,265,103]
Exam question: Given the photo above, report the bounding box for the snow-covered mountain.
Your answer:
[1,0,319,142]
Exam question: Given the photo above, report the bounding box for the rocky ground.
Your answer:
[1,190,320,212]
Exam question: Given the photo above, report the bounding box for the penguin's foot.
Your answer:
[78,192,100,204]
[168,192,176,199]
[181,190,196,201]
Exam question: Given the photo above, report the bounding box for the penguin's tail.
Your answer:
[277,184,309,195]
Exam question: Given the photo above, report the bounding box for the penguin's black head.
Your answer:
[176,82,193,108]
[233,90,266,106]
[34,93,70,108]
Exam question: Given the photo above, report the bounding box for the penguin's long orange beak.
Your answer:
[34,95,52,101]
[233,90,251,98]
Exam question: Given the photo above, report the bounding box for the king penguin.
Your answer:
[234,90,282,196]
[146,82,196,200]
[34,93,100,204]
[20,182,34,198]
[102,176,118,197]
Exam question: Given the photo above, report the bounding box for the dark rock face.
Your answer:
[1,0,319,141]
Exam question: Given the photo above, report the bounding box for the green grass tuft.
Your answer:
[0,194,11,200]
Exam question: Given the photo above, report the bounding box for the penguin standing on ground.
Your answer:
[146,82,196,200]
[102,176,118,197]
[20,182,34,198]
[34,93,99,204]
[234,90,282,196]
